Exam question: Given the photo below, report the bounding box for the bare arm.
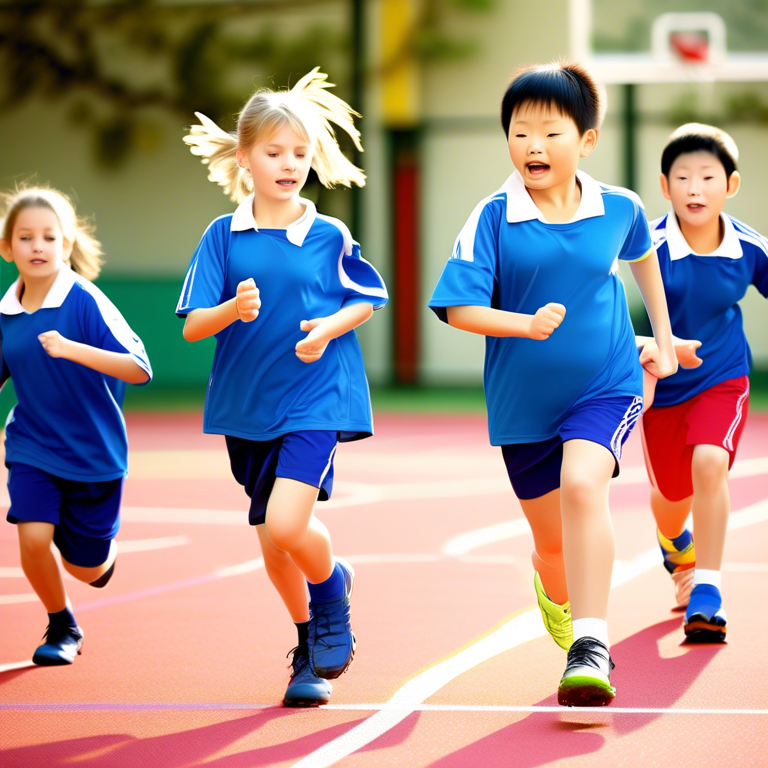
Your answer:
[629,252,677,378]
[183,278,261,342]
[38,332,149,384]
[295,302,375,363]
[445,303,566,340]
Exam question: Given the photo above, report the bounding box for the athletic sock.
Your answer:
[295,621,310,647]
[48,607,77,629]
[669,529,693,551]
[693,568,721,590]
[572,618,609,648]
[89,561,116,589]
[307,561,345,603]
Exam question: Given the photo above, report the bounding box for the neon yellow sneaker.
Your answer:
[658,529,696,607]
[534,572,572,650]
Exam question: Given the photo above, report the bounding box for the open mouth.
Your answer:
[687,203,705,211]
[30,259,47,265]
[526,162,550,176]
[277,179,297,187]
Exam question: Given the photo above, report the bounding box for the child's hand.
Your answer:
[236,278,261,322]
[673,338,703,369]
[528,303,566,340]
[38,331,71,359]
[639,340,678,379]
[295,318,330,363]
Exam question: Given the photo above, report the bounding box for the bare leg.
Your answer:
[256,524,310,623]
[560,440,615,621]
[519,489,568,605]
[265,478,335,586]
[61,539,117,584]
[650,488,693,539]
[690,444,730,571]
[17,522,68,613]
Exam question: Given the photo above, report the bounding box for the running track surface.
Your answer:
[1,412,767,767]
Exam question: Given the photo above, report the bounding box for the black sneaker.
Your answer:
[309,557,356,679]
[32,624,84,666]
[557,636,615,707]
[282,645,332,707]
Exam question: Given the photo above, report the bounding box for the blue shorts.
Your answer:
[225,431,338,526]
[6,463,123,567]
[501,396,643,500]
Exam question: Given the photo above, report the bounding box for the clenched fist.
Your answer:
[236,278,261,322]
[38,330,70,358]
[528,303,566,340]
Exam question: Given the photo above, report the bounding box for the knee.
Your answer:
[18,530,52,560]
[560,475,601,513]
[265,518,306,553]
[691,450,729,490]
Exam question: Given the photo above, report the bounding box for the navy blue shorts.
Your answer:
[6,463,123,567]
[225,431,338,526]
[501,396,643,500]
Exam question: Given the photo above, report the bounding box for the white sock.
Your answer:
[572,618,609,648]
[693,569,721,589]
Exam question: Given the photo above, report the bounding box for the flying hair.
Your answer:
[0,185,104,281]
[184,67,365,202]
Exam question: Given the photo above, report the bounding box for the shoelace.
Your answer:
[286,645,310,678]
[40,624,80,645]
[312,600,349,650]
[565,637,615,672]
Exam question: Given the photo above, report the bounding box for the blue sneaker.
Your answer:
[685,584,727,642]
[282,645,332,707]
[309,558,356,679]
[32,624,84,666]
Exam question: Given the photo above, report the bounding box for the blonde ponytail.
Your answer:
[184,67,365,202]
[0,185,104,281]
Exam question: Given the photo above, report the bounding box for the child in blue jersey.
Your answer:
[178,69,387,707]
[429,62,678,706]
[0,186,152,666]
[638,124,768,642]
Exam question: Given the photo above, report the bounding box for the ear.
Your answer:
[726,170,741,199]
[0,239,13,263]
[235,148,248,171]
[62,236,74,260]
[659,173,671,201]
[580,128,599,158]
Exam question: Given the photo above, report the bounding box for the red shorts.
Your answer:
[640,376,750,502]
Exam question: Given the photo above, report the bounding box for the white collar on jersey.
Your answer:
[0,265,77,315]
[502,169,605,224]
[664,210,743,261]
[230,194,317,246]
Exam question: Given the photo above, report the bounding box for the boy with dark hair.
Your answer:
[429,61,677,706]
[639,123,768,642]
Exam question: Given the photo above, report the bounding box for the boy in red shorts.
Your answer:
[639,123,768,642]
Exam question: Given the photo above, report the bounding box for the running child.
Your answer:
[0,186,152,665]
[429,62,677,706]
[178,69,387,707]
[638,123,768,642]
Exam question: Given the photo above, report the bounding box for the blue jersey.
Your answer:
[176,196,388,442]
[650,212,768,407]
[0,267,152,482]
[429,171,651,446]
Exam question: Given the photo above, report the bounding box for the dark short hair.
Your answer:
[661,123,738,178]
[500,62,603,137]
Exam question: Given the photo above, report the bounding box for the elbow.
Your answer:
[182,323,199,343]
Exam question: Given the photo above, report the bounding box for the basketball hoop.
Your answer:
[669,31,710,63]
[652,12,726,67]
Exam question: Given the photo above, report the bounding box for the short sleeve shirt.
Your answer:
[176,196,388,442]
[650,212,768,407]
[0,267,152,481]
[429,171,650,445]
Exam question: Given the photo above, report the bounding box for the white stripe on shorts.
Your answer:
[610,396,644,460]
[318,442,338,487]
[723,380,749,451]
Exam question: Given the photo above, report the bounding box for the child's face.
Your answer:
[237,123,313,206]
[661,151,739,230]
[507,102,597,190]
[0,206,69,281]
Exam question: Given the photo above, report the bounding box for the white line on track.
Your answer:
[293,497,768,768]
[0,660,36,674]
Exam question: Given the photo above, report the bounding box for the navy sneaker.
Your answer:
[282,644,332,707]
[684,584,727,643]
[309,557,356,679]
[32,624,84,666]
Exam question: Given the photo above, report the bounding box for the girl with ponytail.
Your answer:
[0,185,152,666]
[177,69,387,707]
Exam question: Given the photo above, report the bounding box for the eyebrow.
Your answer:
[512,118,563,125]
[265,143,309,149]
